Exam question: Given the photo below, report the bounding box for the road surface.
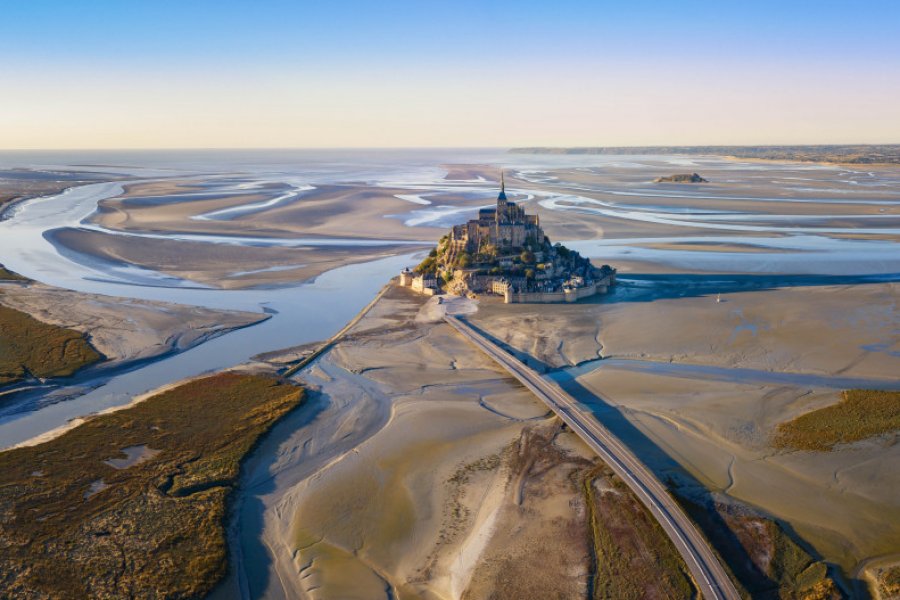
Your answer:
[445,315,742,600]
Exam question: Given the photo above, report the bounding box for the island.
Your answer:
[654,172,708,183]
[398,173,616,303]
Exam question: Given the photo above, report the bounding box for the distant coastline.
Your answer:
[509,144,900,165]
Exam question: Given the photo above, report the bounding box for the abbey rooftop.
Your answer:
[400,174,616,303]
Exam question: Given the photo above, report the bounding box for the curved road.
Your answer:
[445,315,742,600]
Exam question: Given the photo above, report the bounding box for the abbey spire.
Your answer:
[497,170,507,203]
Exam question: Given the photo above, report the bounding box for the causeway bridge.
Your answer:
[444,315,741,600]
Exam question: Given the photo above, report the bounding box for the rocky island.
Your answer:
[654,172,709,183]
[399,174,616,303]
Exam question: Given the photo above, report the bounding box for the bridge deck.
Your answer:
[444,314,741,600]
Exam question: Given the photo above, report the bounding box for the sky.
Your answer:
[1,0,898,149]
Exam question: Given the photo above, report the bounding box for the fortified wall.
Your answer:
[503,271,616,304]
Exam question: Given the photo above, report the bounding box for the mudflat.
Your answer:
[467,281,900,584]
[0,280,267,370]
[219,284,837,599]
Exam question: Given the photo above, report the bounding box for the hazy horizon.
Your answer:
[2,0,899,149]
[2,143,900,153]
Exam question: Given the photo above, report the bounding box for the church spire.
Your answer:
[497,170,507,203]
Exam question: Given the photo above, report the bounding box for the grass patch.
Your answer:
[678,496,841,599]
[0,372,303,599]
[0,264,27,281]
[774,389,900,451]
[0,303,103,385]
[872,563,900,599]
[583,466,697,600]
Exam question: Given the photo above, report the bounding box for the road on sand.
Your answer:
[445,315,741,600]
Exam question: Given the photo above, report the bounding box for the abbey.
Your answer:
[400,173,616,303]
[448,172,544,256]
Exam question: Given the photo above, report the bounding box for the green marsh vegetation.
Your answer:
[774,389,900,452]
[872,564,900,599]
[583,465,696,600]
[0,303,102,385]
[0,372,304,599]
[678,496,841,600]
[0,264,27,281]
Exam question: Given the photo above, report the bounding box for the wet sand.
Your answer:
[51,227,422,289]
[3,153,898,597]
[222,285,695,599]
[225,287,544,599]
[513,161,900,243]
[95,180,449,242]
[0,280,266,375]
[0,168,118,209]
[45,158,900,294]
[468,281,900,578]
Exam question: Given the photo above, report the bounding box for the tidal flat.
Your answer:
[230,285,704,599]
[0,150,897,598]
[223,284,839,599]
[468,280,900,591]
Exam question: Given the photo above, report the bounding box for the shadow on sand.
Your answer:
[210,387,332,599]
[466,315,870,599]
[595,272,900,306]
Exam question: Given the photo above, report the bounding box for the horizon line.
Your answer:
[1,142,899,152]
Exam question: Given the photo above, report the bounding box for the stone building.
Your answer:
[398,174,617,303]
[400,267,437,296]
[448,172,544,256]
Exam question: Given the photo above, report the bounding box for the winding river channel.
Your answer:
[2,150,898,599]
[0,179,424,448]
[1,149,899,450]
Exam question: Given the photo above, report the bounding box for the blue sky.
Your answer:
[1,1,898,148]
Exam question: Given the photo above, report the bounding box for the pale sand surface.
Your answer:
[574,367,900,570]
[599,258,697,275]
[99,190,274,229]
[471,283,899,379]
[0,280,266,365]
[215,287,542,599]
[528,194,731,241]
[51,227,420,289]
[640,241,798,253]
[828,232,900,242]
[468,282,900,576]
[96,180,447,242]
[219,285,687,600]
[0,169,119,208]
[459,423,595,600]
[507,163,900,242]
[56,161,900,295]
[440,164,494,181]
[595,283,899,379]
[93,165,871,257]
[547,168,899,216]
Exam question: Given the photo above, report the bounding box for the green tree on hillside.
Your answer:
[416,256,437,274]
